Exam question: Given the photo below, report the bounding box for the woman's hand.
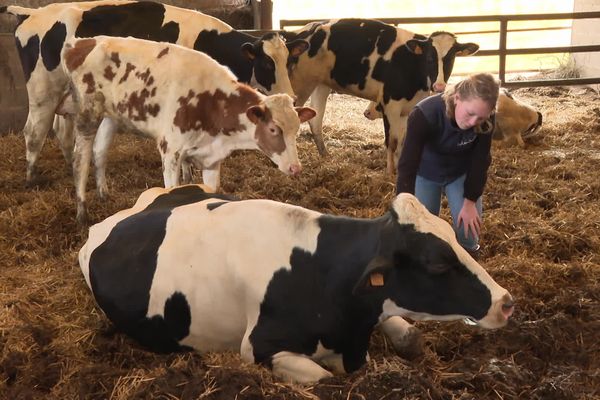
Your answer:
[457,198,481,239]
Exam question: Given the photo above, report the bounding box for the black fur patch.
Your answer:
[194,29,253,84]
[75,2,179,43]
[41,22,67,71]
[15,34,39,82]
[88,185,233,353]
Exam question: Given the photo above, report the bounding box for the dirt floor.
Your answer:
[0,87,598,399]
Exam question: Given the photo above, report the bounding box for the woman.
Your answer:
[396,73,500,259]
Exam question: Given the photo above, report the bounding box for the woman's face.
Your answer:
[454,95,494,130]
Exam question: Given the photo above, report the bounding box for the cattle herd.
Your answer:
[2,0,549,385]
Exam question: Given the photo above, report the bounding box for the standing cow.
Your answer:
[282,19,479,174]
[79,184,514,383]
[1,1,308,187]
[61,36,315,224]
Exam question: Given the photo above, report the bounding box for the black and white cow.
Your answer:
[1,1,308,186]
[79,184,514,383]
[282,19,479,174]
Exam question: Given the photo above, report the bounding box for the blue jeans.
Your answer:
[415,174,482,251]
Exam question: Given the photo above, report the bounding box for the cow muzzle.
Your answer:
[477,292,515,329]
[432,82,447,93]
[288,163,302,176]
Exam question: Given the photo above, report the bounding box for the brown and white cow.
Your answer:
[79,184,514,383]
[281,19,479,174]
[60,36,315,224]
[494,89,543,148]
[1,1,308,187]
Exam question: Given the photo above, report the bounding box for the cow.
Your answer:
[1,1,308,187]
[79,183,515,384]
[60,36,316,224]
[494,88,543,148]
[363,89,544,173]
[281,19,479,174]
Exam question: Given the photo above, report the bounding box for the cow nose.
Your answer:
[289,164,302,176]
[432,82,446,93]
[501,294,515,319]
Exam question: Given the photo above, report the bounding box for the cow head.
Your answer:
[242,33,309,98]
[355,193,513,329]
[246,94,316,176]
[405,32,479,93]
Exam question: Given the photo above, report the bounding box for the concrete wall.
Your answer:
[572,0,600,80]
[0,34,28,134]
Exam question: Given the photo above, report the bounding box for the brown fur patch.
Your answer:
[116,88,161,122]
[157,47,169,58]
[135,68,153,85]
[103,66,116,81]
[119,63,136,84]
[82,73,95,94]
[64,38,96,72]
[110,52,121,68]
[173,86,260,135]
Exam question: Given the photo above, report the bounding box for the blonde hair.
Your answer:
[442,73,499,134]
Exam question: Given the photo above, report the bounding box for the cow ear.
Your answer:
[241,42,256,60]
[246,104,266,124]
[455,42,479,56]
[287,39,309,57]
[353,256,393,295]
[405,39,426,55]
[295,106,317,123]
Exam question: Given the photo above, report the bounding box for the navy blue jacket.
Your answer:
[396,94,493,201]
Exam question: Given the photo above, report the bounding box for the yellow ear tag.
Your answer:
[413,45,423,55]
[369,272,385,287]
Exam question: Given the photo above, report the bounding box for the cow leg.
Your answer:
[389,115,408,175]
[53,114,75,166]
[73,130,95,226]
[181,161,194,184]
[201,164,221,192]
[515,133,526,148]
[161,151,181,188]
[22,103,57,186]
[93,118,118,199]
[379,316,423,360]
[271,351,333,383]
[307,84,331,156]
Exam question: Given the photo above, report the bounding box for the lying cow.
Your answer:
[61,36,315,224]
[1,1,308,187]
[494,89,543,148]
[79,184,514,384]
[282,19,479,174]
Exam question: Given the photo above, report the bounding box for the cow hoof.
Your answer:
[97,187,109,201]
[25,174,49,189]
[76,205,89,226]
[389,326,423,360]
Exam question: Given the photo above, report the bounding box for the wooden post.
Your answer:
[260,0,273,30]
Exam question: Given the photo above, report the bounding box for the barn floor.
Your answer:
[0,87,598,400]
